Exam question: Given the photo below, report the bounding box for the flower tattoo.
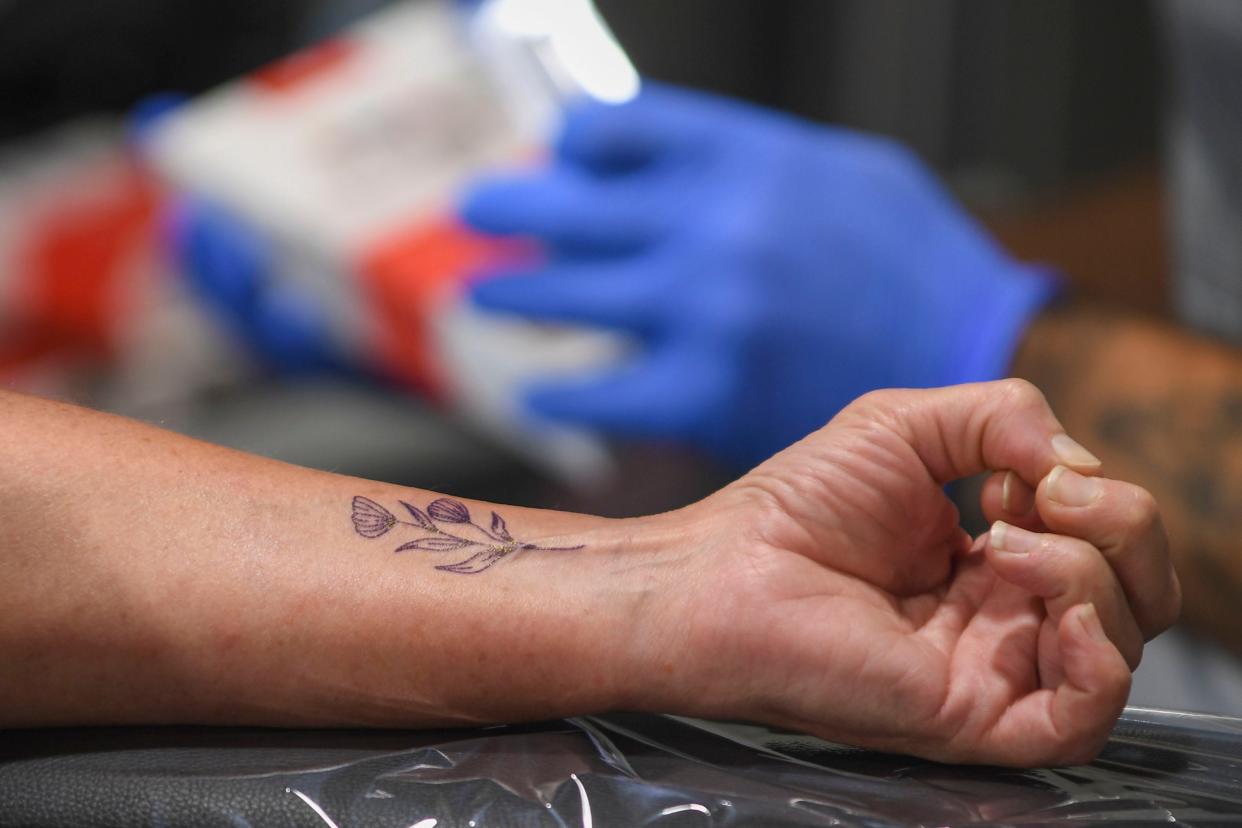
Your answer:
[350,496,584,574]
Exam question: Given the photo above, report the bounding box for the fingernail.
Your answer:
[991,520,1038,555]
[1051,434,1101,471]
[1078,603,1109,644]
[1046,465,1100,507]
[1002,470,1035,515]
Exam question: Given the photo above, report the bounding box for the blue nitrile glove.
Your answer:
[167,199,346,376]
[460,83,1059,468]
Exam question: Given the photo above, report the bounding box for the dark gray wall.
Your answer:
[596,0,1162,195]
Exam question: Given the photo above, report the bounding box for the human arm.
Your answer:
[0,388,664,729]
[0,381,1177,765]
[1012,305,1242,655]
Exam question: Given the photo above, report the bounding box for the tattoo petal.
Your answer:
[352,496,396,538]
[427,498,471,524]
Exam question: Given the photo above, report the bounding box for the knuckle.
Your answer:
[856,387,898,406]
[995,377,1048,411]
[848,387,903,414]
[1120,486,1161,534]
[1098,485,1165,557]
[843,388,924,431]
[1045,536,1103,581]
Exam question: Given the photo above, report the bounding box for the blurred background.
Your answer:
[0,0,1168,513]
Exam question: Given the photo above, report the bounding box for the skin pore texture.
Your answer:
[1014,305,1242,655]
[0,381,1178,767]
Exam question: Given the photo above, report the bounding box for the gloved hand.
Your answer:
[460,83,1059,468]
[167,198,346,376]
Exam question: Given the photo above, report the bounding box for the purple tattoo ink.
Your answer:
[350,496,583,574]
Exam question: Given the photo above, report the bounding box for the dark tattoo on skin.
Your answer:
[1095,392,1242,527]
[351,496,583,574]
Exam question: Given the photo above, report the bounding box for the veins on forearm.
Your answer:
[351,496,583,574]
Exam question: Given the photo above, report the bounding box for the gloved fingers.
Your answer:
[470,263,663,332]
[1034,468,1179,640]
[560,80,905,178]
[985,522,1145,671]
[559,83,893,175]
[523,344,731,439]
[841,380,1102,490]
[460,167,668,251]
[557,82,725,171]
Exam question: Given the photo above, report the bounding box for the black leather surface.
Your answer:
[0,725,530,827]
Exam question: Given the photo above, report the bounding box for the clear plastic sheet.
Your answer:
[1,708,1240,826]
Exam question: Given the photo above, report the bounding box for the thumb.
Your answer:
[843,380,1102,490]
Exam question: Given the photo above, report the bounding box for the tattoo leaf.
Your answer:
[427,498,471,524]
[352,496,396,538]
[490,511,513,542]
[394,537,479,553]
[399,501,434,530]
[436,548,508,574]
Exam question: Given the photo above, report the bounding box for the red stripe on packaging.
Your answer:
[9,159,158,361]
[250,39,357,94]
[359,217,531,399]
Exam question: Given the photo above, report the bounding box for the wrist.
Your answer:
[557,508,709,716]
[344,500,706,725]
[502,503,729,721]
[591,498,768,721]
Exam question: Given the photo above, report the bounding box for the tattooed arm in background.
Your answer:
[1013,307,1242,656]
[0,384,1178,766]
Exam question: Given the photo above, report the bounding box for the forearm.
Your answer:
[0,390,692,728]
[1012,305,1242,653]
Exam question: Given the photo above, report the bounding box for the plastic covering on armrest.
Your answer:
[1,708,1240,826]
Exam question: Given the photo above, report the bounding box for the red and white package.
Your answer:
[148,0,639,484]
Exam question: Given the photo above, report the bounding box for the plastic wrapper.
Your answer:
[1,708,1240,826]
